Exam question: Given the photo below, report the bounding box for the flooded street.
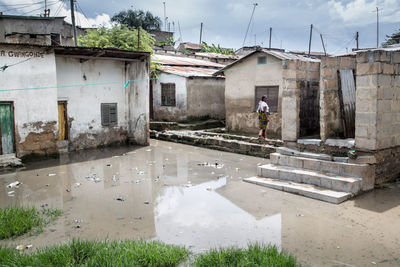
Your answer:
[1,140,400,266]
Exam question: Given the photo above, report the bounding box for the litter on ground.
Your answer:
[7,181,21,188]
[48,173,56,176]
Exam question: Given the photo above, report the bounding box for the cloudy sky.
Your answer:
[1,0,400,54]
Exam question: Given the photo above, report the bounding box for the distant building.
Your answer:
[235,46,285,56]
[151,54,225,122]
[0,15,86,46]
[149,30,175,51]
[177,42,203,54]
[289,50,328,59]
[0,43,150,159]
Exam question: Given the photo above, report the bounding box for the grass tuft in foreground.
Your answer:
[0,206,63,239]
[0,239,190,267]
[194,243,298,267]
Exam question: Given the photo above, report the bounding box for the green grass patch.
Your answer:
[0,206,63,239]
[194,243,298,267]
[0,239,189,267]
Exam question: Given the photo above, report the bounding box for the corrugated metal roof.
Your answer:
[181,42,203,50]
[0,42,150,60]
[194,52,240,60]
[216,49,320,74]
[152,54,224,68]
[158,66,222,78]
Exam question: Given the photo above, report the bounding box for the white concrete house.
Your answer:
[0,43,150,159]
[215,49,320,139]
[151,54,225,122]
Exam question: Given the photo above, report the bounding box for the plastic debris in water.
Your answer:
[74,183,81,188]
[206,187,212,191]
[7,181,21,188]
[66,189,71,192]
[146,149,152,152]
[48,173,56,176]
[144,201,150,204]
[16,245,32,250]
[134,217,143,220]
[7,191,15,196]
[116,197,125,202]
[107,163,112,167]
[135,179,144,184]
[40,204,48,208]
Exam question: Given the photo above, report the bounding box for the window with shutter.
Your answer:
[161,83,176,106]
[101,103,118,126]
[255,86,279,113]
[257,56,267,65]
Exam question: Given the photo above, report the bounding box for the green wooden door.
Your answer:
[0,103,15,154]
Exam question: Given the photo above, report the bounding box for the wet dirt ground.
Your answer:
[1,140,400,266]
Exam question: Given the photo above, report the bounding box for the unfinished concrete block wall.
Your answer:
[320,56,356,141]
[355,50,400,184]
[282,59,320,141]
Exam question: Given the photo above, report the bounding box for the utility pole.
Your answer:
[199,22,203,44]
[320,34,326,56]
[308,24,313,56]
[137,27,140,50]
[269,27,272,49]
[254,34,256,46]
[178,20,182,42]
[376,7,379,48]
[43,0,50,17]
[242,3,258,47]
[70,0,77,46]
[163,2,166,32]
[356,31,359,50]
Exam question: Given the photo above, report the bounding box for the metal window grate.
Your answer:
[101,103,118,126]
[257,56,267,65]
[161,83,176,106]
[255,86,279,113]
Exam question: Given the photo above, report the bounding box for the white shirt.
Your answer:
[257,101,269,113]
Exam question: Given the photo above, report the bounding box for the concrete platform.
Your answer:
[244,176,353,204]
[257,163,362,193]
[0,154,23,168]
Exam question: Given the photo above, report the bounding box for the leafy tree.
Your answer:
[78,25,159,75]
[200,41,235,55]
[111,9,162,31]
[78,25,155,52]
[157,36,175,47]
[382,29,400,47]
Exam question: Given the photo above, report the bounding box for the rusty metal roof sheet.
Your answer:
[194,52,240,60]
[158,65,223,78]
[181,42,203,50]
[152,54,224,68]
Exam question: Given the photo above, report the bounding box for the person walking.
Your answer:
[257,95,269,140]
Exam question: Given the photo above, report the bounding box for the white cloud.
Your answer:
[328,0,400,25]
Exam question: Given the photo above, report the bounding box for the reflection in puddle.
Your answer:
[155,177,281,251]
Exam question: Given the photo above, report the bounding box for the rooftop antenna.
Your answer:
[242,3,258,47]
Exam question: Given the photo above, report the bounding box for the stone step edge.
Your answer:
[196,131,284,146]
[258,163,362,183]
[270,152,370,167]
[276,147,333,161]
[244,176,353,204]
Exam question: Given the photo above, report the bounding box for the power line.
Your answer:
[242,3,258,47]
[1,1,57,13]
[20,1,58,16]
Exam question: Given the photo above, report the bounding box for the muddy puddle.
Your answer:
[1,140,400,266]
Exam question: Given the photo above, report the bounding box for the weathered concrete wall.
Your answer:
[56,56,149,150]
[0,16,85,46]
[281,59,320,141]
[355,50,400,184]
[186,77,225,120]
[127,60,150,145]
[320,56,356,141]
[225,51,283,136]
[152,73,187,121]
[0,44,59,158]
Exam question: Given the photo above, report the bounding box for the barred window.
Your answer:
[255,86,279,113]
[101,103,117,126]
[257,56,267,65]
[161,83,176,106]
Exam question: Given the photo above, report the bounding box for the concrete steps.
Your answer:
[0,154,23,168]
[244,176,353,204]
[243,147,374,204]
[257,163,362,194]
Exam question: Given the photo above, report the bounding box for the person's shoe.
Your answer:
[257,135,261,140]
[264,138,268,141]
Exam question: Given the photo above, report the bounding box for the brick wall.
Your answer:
[355,50,400,184]
[355,50,400,151]
[282,59,320,141]
[320,56,356,141]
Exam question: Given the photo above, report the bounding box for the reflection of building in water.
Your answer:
[154,177,281,251]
